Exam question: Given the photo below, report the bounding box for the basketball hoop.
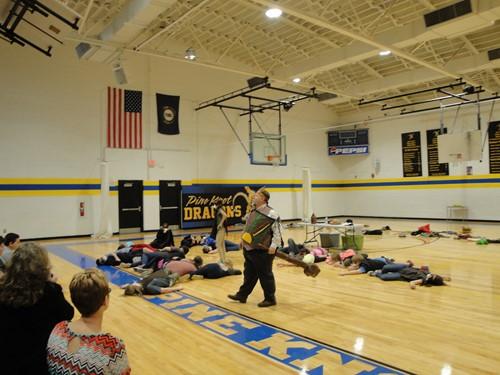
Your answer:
[267,154,280,167]
[449,153,463,164]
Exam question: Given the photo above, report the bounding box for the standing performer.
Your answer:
[228,188,282,307]
[215,199,228,264]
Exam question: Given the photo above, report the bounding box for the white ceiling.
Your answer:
[3,0,500,114]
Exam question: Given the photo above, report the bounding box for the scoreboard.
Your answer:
[328,129,369,156]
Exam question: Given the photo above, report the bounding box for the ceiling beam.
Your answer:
[323,51,500,105]
[250,0,462,78]
[415,0,437,11]
[64,34,341,99]
[358,61,383,78]
[134,0,210,50]
[263,0,500,82]
[234,0,341,49]
[490,70,500,87]
[78,0,95,35]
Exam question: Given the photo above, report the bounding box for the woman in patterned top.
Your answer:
[47,269,131,374]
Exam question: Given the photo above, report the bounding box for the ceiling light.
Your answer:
[265,8,282,18]
[184,47,196,60]
[292,77,301,83]
[379,50,391,56]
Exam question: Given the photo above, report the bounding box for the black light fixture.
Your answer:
[317,92,337,102]
[283,102,294,112]
[184,47,196,60]
[247,76,268,88]
[463,84,475,94]
[0,0,79,57]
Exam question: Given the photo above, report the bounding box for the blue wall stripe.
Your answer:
[195,183,303,188]
[0,184,100,190]
[1,177,499,193]
[314,178,500,188]
[46,242,409,375]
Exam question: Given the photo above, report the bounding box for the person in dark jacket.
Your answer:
[228,188,282,308]
[189,260,242,279]
[150,222,175,249]
[371,263,451,288]
[0,242,74,374]
[123,268,183,296]
[340,254,395,275]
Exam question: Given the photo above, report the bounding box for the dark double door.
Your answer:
[159,180,181,228]
[118,180,143,233]
[118,180,181,232]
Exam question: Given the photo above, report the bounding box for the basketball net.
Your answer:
[267,155,280,167]
[449,153,463,165]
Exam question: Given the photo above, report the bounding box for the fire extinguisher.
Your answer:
[80,202,85,217]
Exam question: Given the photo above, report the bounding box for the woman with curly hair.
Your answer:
[0,242,74,374]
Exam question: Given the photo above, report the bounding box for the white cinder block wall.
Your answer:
[1,42,499,239]
[335,105,500,221]
[0,43,341,238]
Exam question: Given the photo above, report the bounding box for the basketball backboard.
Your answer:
[249,133,287,166]
[438,130,482,163]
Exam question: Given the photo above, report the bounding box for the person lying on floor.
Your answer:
[161,256,203,277]
[96,242,155,267]
[189,260,242,280]
[280,238,306,256]
[309,246,329,262]
[363,226,391,235]
[326,250,378,268]
[326,249,357,268]
[180,234,201,248]
[122,269,182,296]
[280,239,328,263]
[369,263,451,289]
[201,235,240,253]
[340,255,404,276]
[134,246,189,273]
[97,241,192,268]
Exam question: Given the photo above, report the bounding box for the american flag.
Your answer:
[107,87,142,148]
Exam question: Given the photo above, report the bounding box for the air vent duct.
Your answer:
[424,0,472,28]
[487,48,500,61]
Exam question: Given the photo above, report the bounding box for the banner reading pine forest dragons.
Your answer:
[181,186,253,229]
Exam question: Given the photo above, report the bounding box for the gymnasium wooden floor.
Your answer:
[42,218,500,374]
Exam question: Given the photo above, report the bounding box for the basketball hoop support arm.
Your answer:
[195,80,316,160]
[219,108,249,157]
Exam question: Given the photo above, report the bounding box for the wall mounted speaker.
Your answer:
[113,63,128,85]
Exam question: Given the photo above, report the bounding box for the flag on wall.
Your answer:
[156,93,180,135]
[107,87,143,148]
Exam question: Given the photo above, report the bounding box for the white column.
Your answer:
[302,167,313,221]
[93,162,113,239]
